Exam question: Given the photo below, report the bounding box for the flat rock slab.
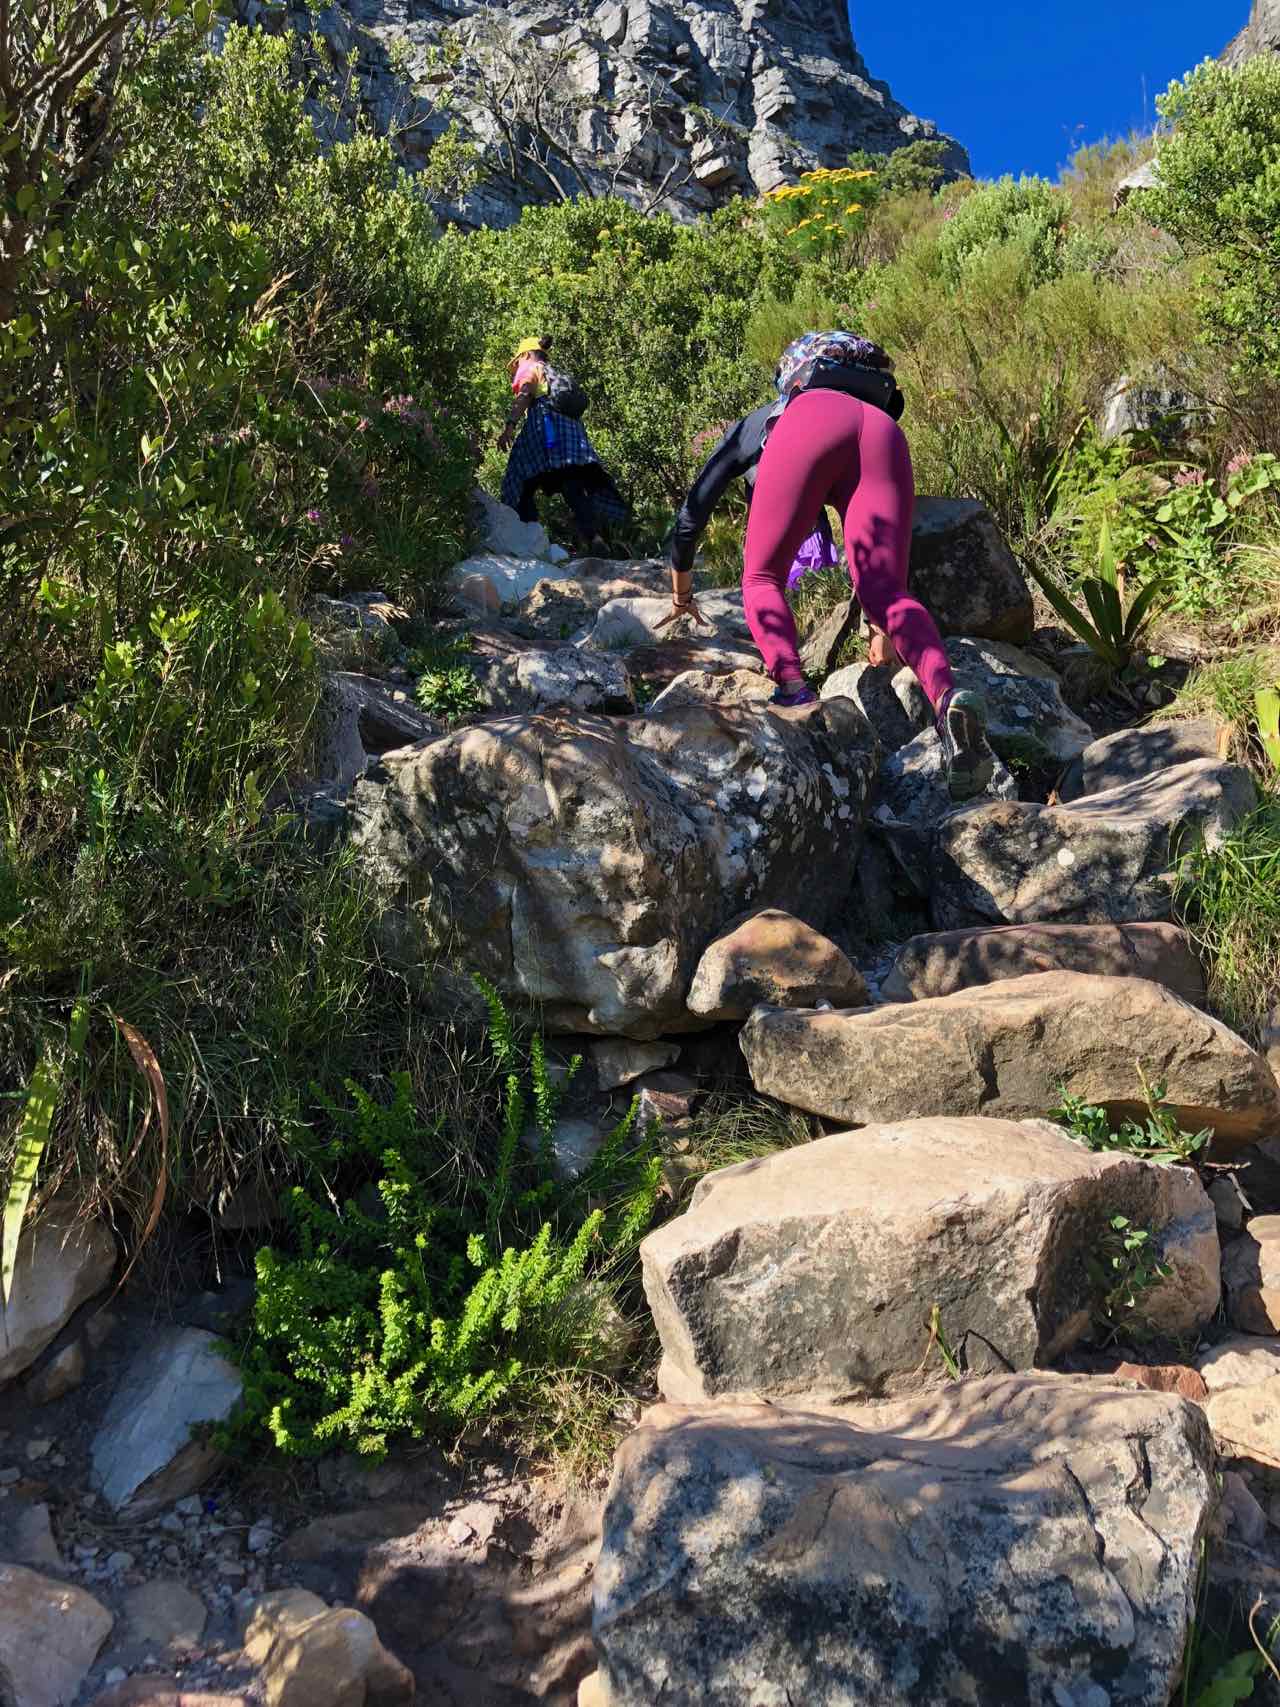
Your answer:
[930,758,1257,929]
[0,1563,113,1707]
[91,1327,243,1516]
[741,969,1279,1153]
[1196,1335,1280,1394]
[1058,717,1226,802]
[122,1579,208,1649]
[1205,1375,1280,1470]
[642,1115,1218,1406]
[0,1205,115,1385]
[594,1377,1214,1707]
[352,694,878,1039]
[880,921,1206,1004]
[686,908,867,1021]
[469,629,635,715]
[908,497,1034,643]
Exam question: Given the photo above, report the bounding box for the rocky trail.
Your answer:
[6,490,1280,1706]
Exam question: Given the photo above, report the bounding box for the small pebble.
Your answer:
[0,1467,21,1486]
[158,1513,185,1534]
[103,1668,128,1686]
[75,1544,100,1561]
[174,1496,203,1518]
[247,1522,276,1554]
[163,1545,182,1565]
[106,1550,135,1574]
[25,1439,52,1462]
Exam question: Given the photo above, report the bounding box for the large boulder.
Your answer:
[352,694,879,1038]
[740,971,1280,1154]
[930,759,1257,930]
[593,1378,1214,1707]
[686,909,867,1022]
[0,1204,115,1386]
[0,1564,113,1707]
[473,488,553,561]
[642,1115,1218,1406]
[880,921,1206,1005]
[91,1327,243,1515]
[1057,718,1226,802]
[908,498,1034,643]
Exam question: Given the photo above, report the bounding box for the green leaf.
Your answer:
[2,1050,63,1306]
[14,182,37,214]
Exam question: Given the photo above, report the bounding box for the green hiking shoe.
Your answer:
[938,689,996,802]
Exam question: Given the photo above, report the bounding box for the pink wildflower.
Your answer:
[305,507,323,523]
[1174,468,1205,488]
[1227,451,1254,476]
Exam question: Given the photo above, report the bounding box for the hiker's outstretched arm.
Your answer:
[669,417,755,574]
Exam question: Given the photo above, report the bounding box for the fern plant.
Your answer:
[235,979,660,1459]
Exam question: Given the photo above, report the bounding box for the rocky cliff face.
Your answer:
[1225,0,1280,62]
[233,0,968,226]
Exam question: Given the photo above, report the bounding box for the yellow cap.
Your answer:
[514,337,545,356]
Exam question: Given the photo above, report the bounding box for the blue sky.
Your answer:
[852,2,1242,180]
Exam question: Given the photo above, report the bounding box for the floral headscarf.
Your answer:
[775,331,891,397]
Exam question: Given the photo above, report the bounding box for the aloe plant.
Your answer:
[1255,686,1280,771]
[1025,516,1169,670]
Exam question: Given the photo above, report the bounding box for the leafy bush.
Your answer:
[1052,1078,1211,1165]
[236,982,663,1458]
[1147,55,1280,375]
[935,175,1073,289]
[1088,1214,1172,1345]
[1175,794,1280,1047]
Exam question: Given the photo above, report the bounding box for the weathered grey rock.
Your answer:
[474,489,552,561]
[471,633,635,715]
[1225,0,1280,63]
[594,1378,1214,1707]
[527,1116,606,1181]
[799,597,858,677]
[1058,718,1226,802]
[1205,1376,1280,1469]
[1112,157,1162,207]
[919,638,1094,768]
[741,971,1280,1154]
[646,667,770,713]
[931,759,1257,930]
[881,921,1206,1005]
[876,724,1018,825]
[244,1589,413,1707]
[305,593,404,667]
[644,1116,1217,1405]
[582,590,749,651]
[1221,1469,1268,1545]
[589,1039,679,1091]
[1197,1335,1280,1393]
[352,695,879,1038]
[686,909,867,1021]
[1223,1215,1280,1333]
[123,1579,208,1649]
[820,660,918,752]
[1209,1173,1250,1231]
[513,560,670,646]
[24,1339,87,1405]
[241,0,967,231]
[908,498,1034,643]
[0,1503,62,1572]
[0,1564,113,1707]
[1100,371,1198,442]
[90,1327,243,1515]
[313,672,441,789]
[0,1206,115,1386]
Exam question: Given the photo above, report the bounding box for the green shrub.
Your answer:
[235,982,663,1458]
[1088,1215,1172,1345]
[935,175,1072,289]
[1174,793,1280,1047]
[1051,1077,1211,1165]
[1147,55,1280,374]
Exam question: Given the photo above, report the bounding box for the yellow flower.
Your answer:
[844,204,863,214]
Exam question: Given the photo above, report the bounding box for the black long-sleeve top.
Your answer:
[669,402,777,574]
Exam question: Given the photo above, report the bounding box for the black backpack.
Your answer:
[544,365,589,419]
[800,356,904,421]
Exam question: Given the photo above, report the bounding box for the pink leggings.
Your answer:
[743,389,954,709]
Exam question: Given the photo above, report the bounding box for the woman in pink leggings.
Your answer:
[665,335,994,802]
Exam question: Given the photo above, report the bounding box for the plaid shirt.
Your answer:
[500,402,605,510]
